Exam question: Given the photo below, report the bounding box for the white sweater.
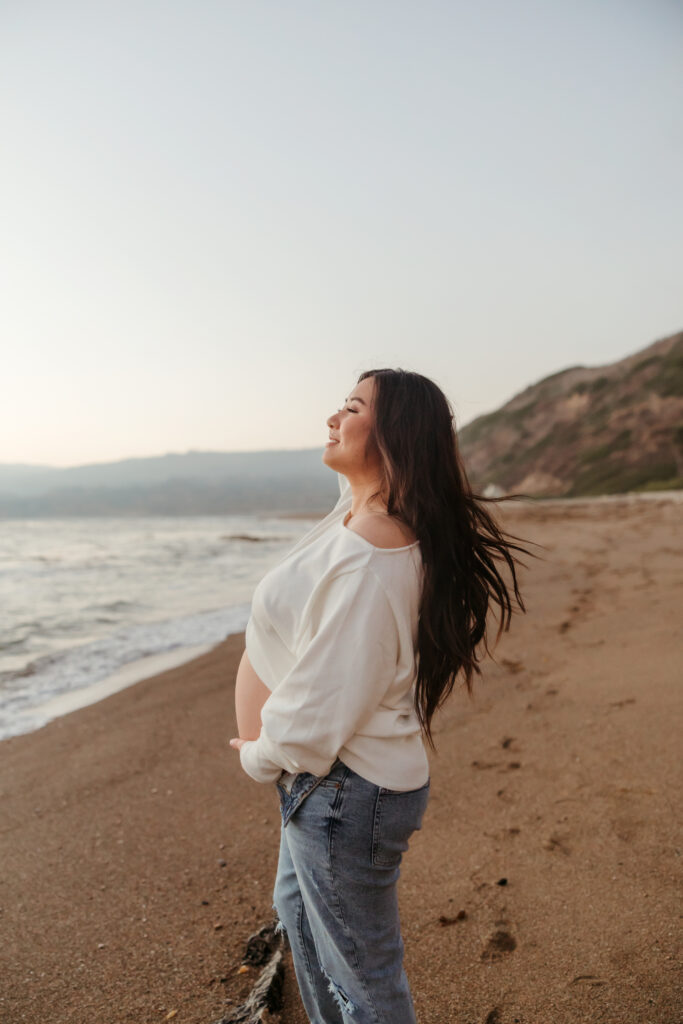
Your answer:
[239,476,430,791]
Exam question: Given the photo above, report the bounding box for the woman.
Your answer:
[229,369,529,1023]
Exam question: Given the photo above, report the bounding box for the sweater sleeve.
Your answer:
[239,567,399,784]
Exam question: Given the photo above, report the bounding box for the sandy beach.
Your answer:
[1,495,681,1024]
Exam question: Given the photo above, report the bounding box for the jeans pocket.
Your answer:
[277,772,320,826]
[371,780,430,867]
[277,761,345,826]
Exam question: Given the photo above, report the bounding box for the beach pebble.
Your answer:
[438,910,467,926]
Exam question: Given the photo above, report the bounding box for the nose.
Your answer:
[327,410,340,429]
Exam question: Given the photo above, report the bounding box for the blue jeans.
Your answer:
[273,759,430,1023]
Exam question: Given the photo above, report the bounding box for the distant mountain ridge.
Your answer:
[0,449,339,517]
[458,330,683,497]
[0,449,333,496]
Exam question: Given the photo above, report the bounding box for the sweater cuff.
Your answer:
[239,739,284,784]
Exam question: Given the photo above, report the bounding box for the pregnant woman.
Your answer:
[230,368,529,1023]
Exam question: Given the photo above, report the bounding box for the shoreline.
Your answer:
[511,486,683,505]
[1,495,681,1023]
[7,641,218,742]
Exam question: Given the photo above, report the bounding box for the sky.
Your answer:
[2,0,682,467]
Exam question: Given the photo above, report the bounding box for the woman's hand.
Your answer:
[229,738,247,751]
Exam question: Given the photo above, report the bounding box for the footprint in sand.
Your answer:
[544,834,571,855]
[472,757,522,772]
[610,816,644,843]
[570,974,606,987]
[484,1009,502,1024]
[501,658,525,674]
[481,929,517,960]
[438,909,467,926]
[568,589,595,616]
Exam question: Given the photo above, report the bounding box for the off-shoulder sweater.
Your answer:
[238,476,430,791]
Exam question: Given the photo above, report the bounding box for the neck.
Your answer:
[344,473,387,518]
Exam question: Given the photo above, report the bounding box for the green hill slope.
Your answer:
[458,330,683,497]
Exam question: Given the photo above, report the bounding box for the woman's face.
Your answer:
[323,376,382,477]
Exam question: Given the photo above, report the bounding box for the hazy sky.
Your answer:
[2,0,681,467]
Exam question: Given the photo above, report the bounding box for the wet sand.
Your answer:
[1,495,681,1023]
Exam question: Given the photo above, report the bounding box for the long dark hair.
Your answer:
[359,368,533,748]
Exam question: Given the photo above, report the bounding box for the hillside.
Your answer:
[458,330,683,497]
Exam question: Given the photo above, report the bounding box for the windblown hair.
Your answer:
[358,368,533,748]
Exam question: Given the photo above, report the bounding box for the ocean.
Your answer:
[0,513,319,741]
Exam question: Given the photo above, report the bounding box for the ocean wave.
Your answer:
[0,603,250,741]
[220,532,295,543]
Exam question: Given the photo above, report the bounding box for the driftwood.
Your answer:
[242,922,283,967]
[213,921,286,1024]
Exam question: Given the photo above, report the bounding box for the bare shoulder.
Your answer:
[346,514,417,549]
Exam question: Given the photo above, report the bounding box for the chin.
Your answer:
[322,445,341,468]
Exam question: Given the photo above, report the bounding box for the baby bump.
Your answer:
[235,649,272,740]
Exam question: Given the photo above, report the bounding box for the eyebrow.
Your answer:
[344,395,367,405]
